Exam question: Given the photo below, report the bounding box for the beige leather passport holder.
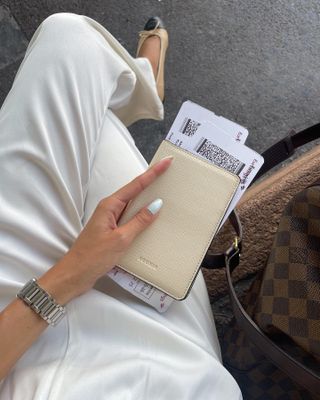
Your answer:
[116,139,240,300]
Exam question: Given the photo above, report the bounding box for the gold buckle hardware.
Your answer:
[233,236,239,251]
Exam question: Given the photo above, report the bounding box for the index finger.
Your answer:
[113,156,174,205]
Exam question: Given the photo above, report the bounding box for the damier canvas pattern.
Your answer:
[222,183,320,399]
[254,185,320,360]
[222,270,317,399]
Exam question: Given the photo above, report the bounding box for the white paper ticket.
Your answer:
[107,266,174,313]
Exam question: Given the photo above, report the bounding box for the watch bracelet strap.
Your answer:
[17,278,66,326]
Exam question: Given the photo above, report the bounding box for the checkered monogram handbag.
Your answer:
[201,125,320,399]
[254,181,320,362]
[223,181,320,399]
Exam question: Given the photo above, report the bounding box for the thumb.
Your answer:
[120,198,163,242]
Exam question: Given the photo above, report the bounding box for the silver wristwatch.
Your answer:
[17,278,66,326]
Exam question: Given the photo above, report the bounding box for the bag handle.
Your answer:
[202,122,320,268]
[203,123,320,394]
[250,122,320,185]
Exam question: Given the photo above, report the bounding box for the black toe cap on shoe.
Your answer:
[144,16,165,30]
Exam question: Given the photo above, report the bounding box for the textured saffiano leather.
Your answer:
[116,139,240,300]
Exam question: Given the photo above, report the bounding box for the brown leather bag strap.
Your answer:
[203,125,320,392]
[201,209,242,269]
[201,123,320,269]
[225,234,320,395]
[250,123,320,185]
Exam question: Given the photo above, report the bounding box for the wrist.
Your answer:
[37,253,82,305]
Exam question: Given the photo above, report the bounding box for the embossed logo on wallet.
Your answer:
[138,256,158,271]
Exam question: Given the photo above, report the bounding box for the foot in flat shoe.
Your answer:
[136,16,168,102]
[136,34,161,79]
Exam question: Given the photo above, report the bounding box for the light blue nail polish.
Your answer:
[147,198,163,215]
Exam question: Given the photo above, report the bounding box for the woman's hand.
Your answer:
[38,156,174,304]
[0,156,173,382]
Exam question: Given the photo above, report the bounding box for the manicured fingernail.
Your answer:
[147,198,163,215]
[158,155,174,164]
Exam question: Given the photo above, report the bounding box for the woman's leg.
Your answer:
[0,12,242,399]
[0,11,162,296]
[0,11,161,395]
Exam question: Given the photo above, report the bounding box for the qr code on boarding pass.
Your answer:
[195,137,245,175]
[179,117,201,137]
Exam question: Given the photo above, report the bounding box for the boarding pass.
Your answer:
[166,101,264,228]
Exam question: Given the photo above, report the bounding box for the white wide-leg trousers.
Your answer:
[0,12,242,400]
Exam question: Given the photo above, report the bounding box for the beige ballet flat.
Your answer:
[136,16,169,103]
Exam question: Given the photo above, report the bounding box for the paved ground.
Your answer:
[1,2,320,395]
[1,1,320,163]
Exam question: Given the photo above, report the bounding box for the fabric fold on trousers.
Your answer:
[78,14,164,127]
[0,12,242,400]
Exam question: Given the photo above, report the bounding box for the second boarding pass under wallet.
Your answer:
[108,101,264,312]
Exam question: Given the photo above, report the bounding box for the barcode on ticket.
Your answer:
[195,137,245,174]
[179,117,201,137]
